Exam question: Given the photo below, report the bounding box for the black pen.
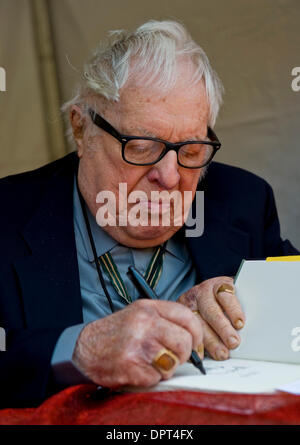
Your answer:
[127,265,206,375]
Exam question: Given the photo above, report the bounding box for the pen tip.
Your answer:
[196,362,206,375]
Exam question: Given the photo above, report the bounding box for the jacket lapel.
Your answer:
[185,194,251,281]
[13,153,83,328]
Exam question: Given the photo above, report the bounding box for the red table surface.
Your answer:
[1,385,300,425]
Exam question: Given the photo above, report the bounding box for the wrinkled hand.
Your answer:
[177,277,245,361]
[73,299,203,388]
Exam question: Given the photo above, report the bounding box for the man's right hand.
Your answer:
[72,299,203,388]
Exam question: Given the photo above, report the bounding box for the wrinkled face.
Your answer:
[72,77,209,248]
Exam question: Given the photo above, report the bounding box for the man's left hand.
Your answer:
[177,277,245,361]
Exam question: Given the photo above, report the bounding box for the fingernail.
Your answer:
[197,344,204,359]
[235,319,244,329]
[228,336,239,348]
[216,348,228,360]
[217,284,234,294]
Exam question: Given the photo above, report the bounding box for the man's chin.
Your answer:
[124,224,183,246]
[129,224,173,237]
[102,224,181,248]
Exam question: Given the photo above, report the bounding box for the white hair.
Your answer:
[62,20,224,146]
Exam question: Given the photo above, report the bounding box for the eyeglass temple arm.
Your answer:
[88,108,123,143]
[207,127,220,145]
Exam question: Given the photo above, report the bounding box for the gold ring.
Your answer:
[217,284,234,294]
[192,310,200,316]
[152,348,179,374]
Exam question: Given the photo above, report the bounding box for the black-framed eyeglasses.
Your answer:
[88,108,221,169]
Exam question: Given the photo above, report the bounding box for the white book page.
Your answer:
[149,358,300,394]
[231,261,300,365]
[277,380,300,395]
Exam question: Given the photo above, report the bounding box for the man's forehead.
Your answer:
[88,79,209,140]
[118,81,207,109]
[116,83,208,129]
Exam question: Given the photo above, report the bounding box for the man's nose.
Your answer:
[147,150,180,190]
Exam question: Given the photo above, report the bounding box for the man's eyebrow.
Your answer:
[123,126,209,141]
[136,127,158,137]
[122,127,160,139]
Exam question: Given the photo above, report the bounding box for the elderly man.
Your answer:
[0,20,298,408]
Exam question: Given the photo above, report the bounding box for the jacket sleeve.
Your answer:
[0,328,65,408]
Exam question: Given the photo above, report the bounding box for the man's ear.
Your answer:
[69,105,85,158]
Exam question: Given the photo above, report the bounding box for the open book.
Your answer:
[133,259,300,394]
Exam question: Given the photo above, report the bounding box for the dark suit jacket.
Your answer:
[0,151,298,407]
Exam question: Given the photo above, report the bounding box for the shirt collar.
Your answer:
[73,174,186,263]
[165,230,186,263]
[73,176,118,261]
